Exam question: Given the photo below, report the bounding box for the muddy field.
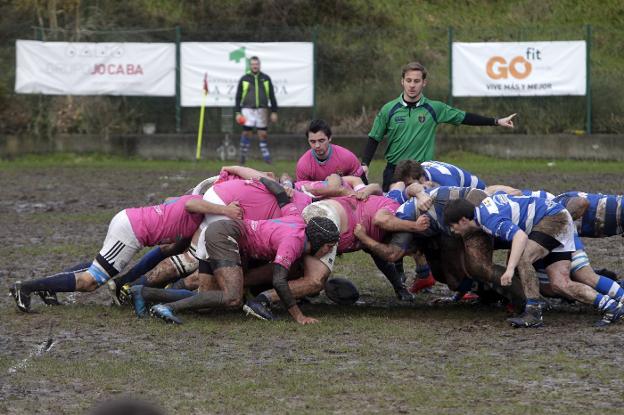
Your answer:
[1,156,623,414]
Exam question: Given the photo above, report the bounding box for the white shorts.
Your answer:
[551,210,576,253]
[89,210,142,285]
[302,201,341,272]
[191,175,219,196]
[241,108,269,129]
[195,187,229,260]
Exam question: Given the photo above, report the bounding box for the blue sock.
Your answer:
[457,278,474,293]
[117,247,165,286]
[22,272,76,293]
[240,135,250,162]
[129,275,147,287]
[595,275,624,302]
[526,298,540,307]
[415,263,430,279]
[259,140,271,162]
[594,293,618,313]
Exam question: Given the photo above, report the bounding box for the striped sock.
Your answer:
[595,275,624,302]
[259,140,271,162]
[239,135,250,163]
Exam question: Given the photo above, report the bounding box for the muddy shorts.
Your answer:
[529,210,575,266]
[203,219,243,269]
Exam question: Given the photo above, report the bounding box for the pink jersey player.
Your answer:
[239,215,307,270]
[126,195,204,246]
[213,178,284,220]
[332,195,399,253]
[296,144,364,182]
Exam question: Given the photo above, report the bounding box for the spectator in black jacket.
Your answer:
[234,56,278,164]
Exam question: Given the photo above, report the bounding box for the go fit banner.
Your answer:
[181,42,314,107]
[15,40,175,96]
[452,41,586,97]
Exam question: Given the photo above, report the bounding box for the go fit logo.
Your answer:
[485,47,541,80]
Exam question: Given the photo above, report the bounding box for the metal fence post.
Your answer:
[175,25,182,133]
[585,24,592,135]
[448,26,453,106]
[312,26,318,120]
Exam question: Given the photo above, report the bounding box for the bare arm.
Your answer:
[405,183,433,211]
[306,174,355,198]
[185,199,243,219]
[341,175,364,189]
[373,210,430,233]
[500,230,528,286]
[355,183,383,200]
[353,224,405,262]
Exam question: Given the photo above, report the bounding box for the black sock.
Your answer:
[22,272,76,293]
[167,291,225,312]
[141,287,194,304]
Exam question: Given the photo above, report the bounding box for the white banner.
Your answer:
[452,41,586,96]
[15,40,175,96]
[181,42,313,107]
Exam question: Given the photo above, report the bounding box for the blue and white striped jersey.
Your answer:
[422,161,486,189]
[521,190,555,201]
[386,188,408,205]
[554,191,624,237]
[475,194,565,242]
[396,186,473,235]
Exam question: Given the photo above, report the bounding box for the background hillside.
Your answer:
[1,0,623,138]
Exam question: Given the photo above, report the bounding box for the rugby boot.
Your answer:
[106,279,122,306]
[408,273,436,294]
[9,281,31,313]
[394,286,414,302]
[118,283,132,306]
[595,312,614,327]
[243,299,275,321]
[150,304,182,325]
[610,302,624,323]
[37,290,61,306]
[595,303,624,327]
[460,292,479,302]
[507,304,544,328]
[130,285,147,318]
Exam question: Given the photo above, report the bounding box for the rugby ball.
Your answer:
[324,277,360,305]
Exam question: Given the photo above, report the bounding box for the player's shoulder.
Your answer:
[422,96,451,111]
[379,96,403,112]
[297,149,313,163]
[239,73,254,82]
[332,144,357,157]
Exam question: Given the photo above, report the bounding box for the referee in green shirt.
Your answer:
[361,61,516,191]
